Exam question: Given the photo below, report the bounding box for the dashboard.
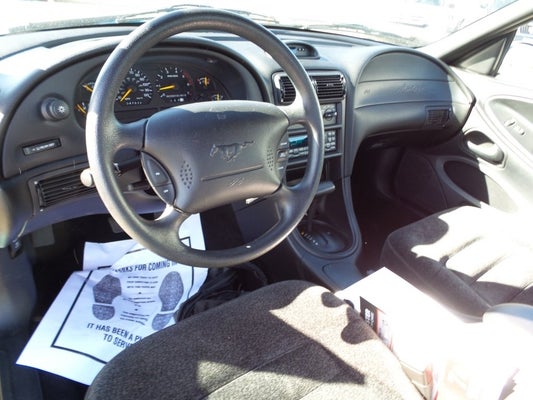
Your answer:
[2,47,258,179]
[0,27,474,253]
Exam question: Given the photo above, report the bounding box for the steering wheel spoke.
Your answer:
[278,94,307,126]
[114,118,146,151]
[143,207,189,250]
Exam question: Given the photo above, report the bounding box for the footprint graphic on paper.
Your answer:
[92,274,122,320]
[151,271,183,330]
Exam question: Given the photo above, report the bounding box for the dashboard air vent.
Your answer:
[36,169,96,207]
[274,73,346,105]
[278,76,297,104]
[314,75,346,100]
[425,107,451,128]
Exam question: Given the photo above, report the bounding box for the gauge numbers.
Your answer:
[116,68,153,106]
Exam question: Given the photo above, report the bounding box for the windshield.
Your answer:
[2,0,519,47]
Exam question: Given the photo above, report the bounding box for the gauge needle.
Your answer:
[82,84,93,93]
[120,88,133,102]
[76,104,87,114]
[199,77,210,87]
[159,85,175,91]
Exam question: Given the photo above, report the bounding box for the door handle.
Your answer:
[464,131,505,164]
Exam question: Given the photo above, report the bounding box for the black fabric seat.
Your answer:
[381,205,533,317]
[86,280,422,400]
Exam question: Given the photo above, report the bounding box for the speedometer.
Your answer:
[155,66,194,104]
[116,68,153,106]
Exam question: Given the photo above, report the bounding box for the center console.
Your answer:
[234,70,363,290]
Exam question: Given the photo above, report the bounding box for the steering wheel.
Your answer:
[86,8,324,268]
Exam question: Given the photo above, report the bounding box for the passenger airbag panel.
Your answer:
[355,80,452,107]
[354,50,474,143]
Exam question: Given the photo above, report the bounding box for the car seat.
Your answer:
[380,205,533,317]
[86,280,423,399]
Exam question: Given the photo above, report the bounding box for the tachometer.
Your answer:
[155,66,193,104]
[116,68,153,106]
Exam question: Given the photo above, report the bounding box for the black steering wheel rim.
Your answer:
[86,8,324,268]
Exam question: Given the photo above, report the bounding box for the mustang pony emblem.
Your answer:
[210,141,254,162]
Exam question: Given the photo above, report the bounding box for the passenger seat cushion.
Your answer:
[380,206,533,317]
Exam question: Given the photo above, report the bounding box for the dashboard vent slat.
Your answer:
[425,107,451,128]
[274,73,345,105]
[36,169,96,207]
[278,76,297,104]
[314,75,346,100]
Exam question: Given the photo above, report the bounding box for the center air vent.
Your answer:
[314,75,346,100]
[273,73,346,105]
[35,168,96,207]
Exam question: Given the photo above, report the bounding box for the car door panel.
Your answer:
[485,96,533,154]
[390,63,533,216]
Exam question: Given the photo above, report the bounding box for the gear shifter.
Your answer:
[299,181,347,253]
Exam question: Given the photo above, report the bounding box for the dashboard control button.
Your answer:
[22,139,61,155]
[41,97,70,121]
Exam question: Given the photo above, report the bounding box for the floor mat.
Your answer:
[0,333,43,400]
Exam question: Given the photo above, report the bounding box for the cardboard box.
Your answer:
[336,268,531,400]
[336,267,462,399]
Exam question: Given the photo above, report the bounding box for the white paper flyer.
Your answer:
[17,214,208,385]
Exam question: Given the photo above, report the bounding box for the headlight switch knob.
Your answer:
[41,97,70,121]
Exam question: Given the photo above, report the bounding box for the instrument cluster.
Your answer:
[74,60,230,125]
